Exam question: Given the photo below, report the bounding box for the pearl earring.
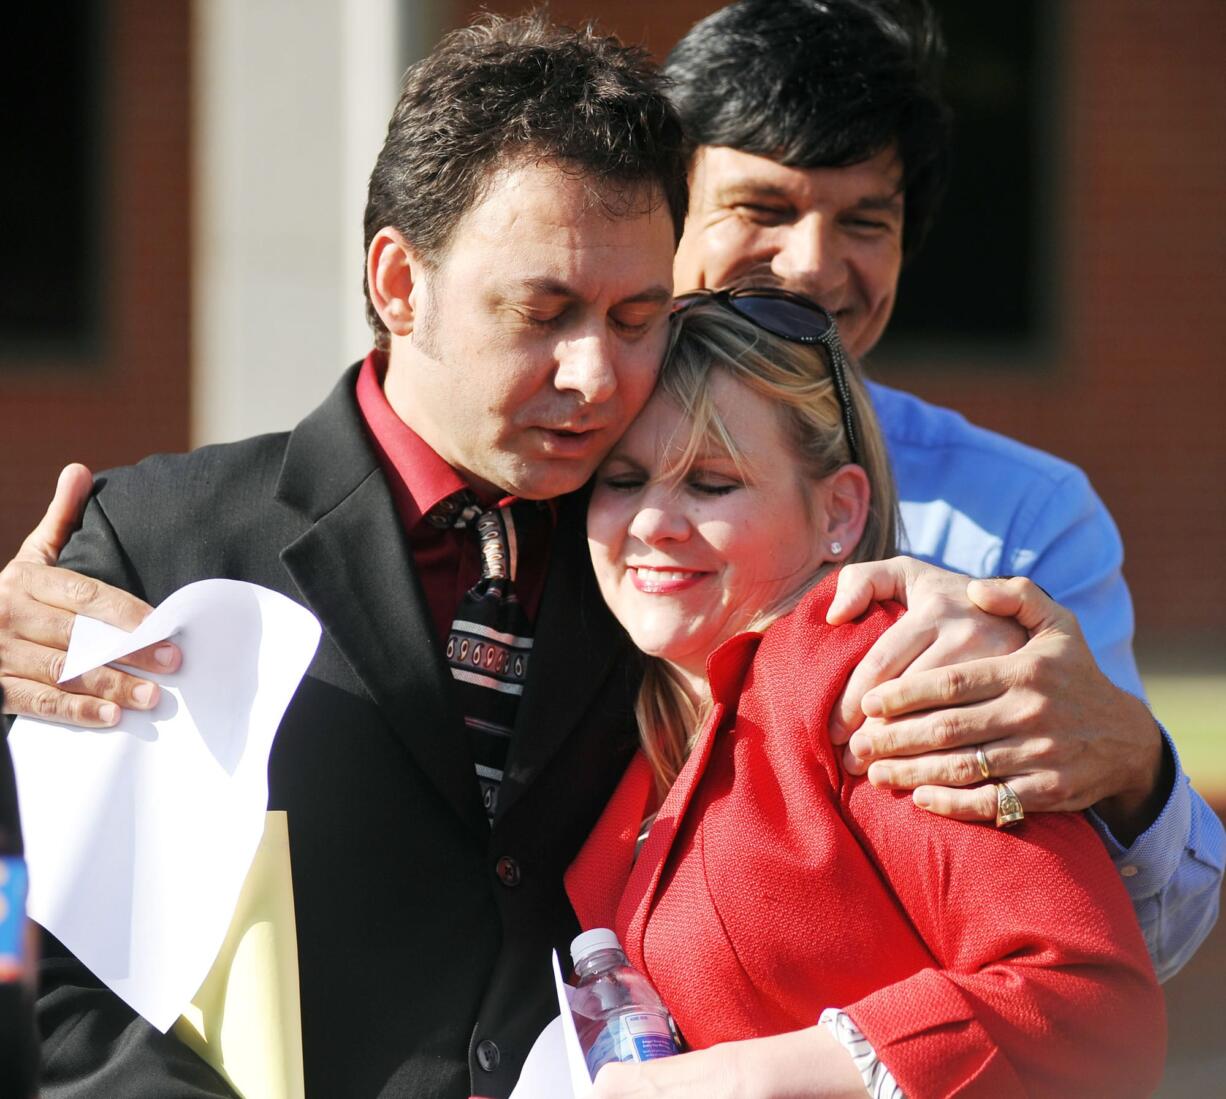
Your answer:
[830,541,843,556]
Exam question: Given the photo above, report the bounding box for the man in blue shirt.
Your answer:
[663,0,1222,984]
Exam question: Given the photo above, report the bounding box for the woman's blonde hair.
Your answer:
[635,297,899,797]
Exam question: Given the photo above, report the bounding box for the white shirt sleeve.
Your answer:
[819,1007,905,1099]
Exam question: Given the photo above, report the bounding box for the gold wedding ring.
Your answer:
[975,745,991,781]
[995,782,1025,828]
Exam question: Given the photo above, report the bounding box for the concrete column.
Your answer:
[192,0,442,445]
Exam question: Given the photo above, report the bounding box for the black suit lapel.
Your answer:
[497,491,629,818]
[274,367,487,841]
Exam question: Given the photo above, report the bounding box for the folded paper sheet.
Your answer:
[509,951,592,1099]
[175,811,304,1099]
[10,579,321,1032]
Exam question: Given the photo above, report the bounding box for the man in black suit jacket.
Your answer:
[29,14,688,1098]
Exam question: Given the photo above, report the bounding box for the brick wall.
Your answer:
[4,0,1221,649]
[0,1,191,553]
[888,1,1226,642]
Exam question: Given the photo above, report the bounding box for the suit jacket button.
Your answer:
[496,855,522,887]
[476,1038,501,1072]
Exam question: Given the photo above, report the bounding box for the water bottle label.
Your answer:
[0,857,29,982]
[584,1012,679,1077]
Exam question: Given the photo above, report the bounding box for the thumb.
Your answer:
[966,576,1067,635]
[16,463,94,565]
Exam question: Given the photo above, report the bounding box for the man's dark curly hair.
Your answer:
[665,0,951,262]
[363,11,688,347]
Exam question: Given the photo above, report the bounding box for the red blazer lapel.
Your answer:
[621,632,762,966]
[565,752,654,932]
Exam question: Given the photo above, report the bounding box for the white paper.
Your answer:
[10,579,321,1032]
[510,951,592,1099]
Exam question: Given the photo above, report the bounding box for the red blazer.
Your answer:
[566,572,1165,1098]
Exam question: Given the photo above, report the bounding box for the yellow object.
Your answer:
[174,811,304,1099]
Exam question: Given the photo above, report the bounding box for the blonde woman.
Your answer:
[568,291,1164,1099]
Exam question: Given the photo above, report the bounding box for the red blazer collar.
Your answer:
[565,628,764,962]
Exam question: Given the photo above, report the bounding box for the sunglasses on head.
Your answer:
[671,287,860,465]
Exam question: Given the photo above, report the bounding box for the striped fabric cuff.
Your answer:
[819,1007,905,1099]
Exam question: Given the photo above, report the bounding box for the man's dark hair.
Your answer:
[665,0,951,260]
[363,11,688,347]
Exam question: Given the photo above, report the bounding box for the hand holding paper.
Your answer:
[9,579,320,1032]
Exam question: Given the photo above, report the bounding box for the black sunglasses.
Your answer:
[671,288,860,465]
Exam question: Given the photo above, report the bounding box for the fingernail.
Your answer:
[913,790,932,809]
[154,644,177,668]
[861,694,883,717]
[133,682,156,707]
[842,747,867,775]
[99,703,120,725]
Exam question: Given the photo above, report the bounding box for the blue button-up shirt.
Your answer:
[872,380,1224,981]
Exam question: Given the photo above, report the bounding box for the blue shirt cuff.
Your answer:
[1085,721,1190,901]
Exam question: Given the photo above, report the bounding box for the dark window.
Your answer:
[0,3,106,359]
[881,0,1056,361]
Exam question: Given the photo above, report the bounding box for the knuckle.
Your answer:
[930,714,962,750]
[45,649,67,684]
[937,666,969,703]
[32,687,64,720]
[859,649,890,680]
[1011,576,1040,599]
[1028,771,1061,805]
[68,575,100,607]
[1030,736,1059,764]
[89,665,120,698]
[1044,770,1078,805]
[1008,653,1044,688]
[0,580,16,631]
[952,755,979,785]
[870,729,896,757]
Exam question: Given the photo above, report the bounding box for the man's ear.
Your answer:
[367,227,426,338]
[812,464,871,562]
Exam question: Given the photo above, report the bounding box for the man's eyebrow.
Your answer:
[515,277,672,305]
[711,181,904,214]
[712,180,793,205]
[852,193,904,214]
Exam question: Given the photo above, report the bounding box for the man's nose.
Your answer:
[555,334,618,405]
[772,216,844,303]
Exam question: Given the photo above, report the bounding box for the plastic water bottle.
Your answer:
[570,928,679,1079]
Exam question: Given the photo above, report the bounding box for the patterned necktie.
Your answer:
[429,492,534,821]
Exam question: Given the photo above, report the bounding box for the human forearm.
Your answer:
[590,1025,867,1099]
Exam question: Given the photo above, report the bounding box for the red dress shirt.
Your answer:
[566,571,1165,1098]
[354,351,551,640]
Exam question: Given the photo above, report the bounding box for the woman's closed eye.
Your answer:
[599,468,648,492]
[689,480,738,496]
[687,470,741,496]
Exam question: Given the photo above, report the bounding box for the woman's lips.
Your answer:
[629,566,709,594]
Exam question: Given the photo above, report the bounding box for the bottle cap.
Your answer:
[571,927,622,966]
